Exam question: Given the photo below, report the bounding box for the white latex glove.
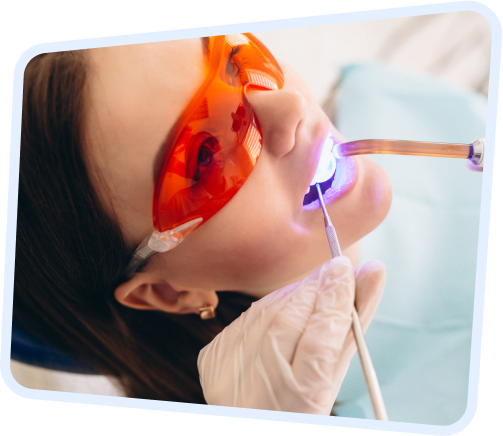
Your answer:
[198,256,386,414]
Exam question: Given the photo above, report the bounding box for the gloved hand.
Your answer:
[197,256,386,414]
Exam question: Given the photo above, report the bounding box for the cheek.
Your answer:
[161,187,305,289]
[161,230,300,291]
[201,203,299,274]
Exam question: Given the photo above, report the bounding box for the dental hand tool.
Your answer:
[315,183,389,421]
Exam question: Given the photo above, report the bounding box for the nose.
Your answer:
[246,88,307,158]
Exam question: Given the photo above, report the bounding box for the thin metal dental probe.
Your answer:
[315,183,389,421]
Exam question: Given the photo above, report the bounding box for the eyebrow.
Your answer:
[152,37,211,181]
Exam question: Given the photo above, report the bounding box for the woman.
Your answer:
[14,34,391,409]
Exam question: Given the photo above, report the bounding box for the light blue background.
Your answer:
[333,62,486,425]
[4,0,503,436]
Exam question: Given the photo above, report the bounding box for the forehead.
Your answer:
[86,38,206,132]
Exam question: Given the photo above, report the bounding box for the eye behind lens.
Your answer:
[197,143,213,167]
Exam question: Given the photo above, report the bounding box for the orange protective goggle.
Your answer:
[153,33,284,233]
[125,34,284,278]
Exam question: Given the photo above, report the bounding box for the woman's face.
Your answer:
[85,37,391,299]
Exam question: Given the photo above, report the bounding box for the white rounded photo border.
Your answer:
[1,1,501,435]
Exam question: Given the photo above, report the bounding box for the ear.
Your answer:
[114,272,219,315]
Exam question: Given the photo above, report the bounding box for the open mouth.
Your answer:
[302,167,337,206]
[302,131,338,207]
[302,155,358,210]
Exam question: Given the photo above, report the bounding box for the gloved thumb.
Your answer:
[354,259,386,331]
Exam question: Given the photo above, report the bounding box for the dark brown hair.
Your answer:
[14,50,256,401]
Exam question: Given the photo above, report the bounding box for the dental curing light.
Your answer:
[333,138,485,168]
[311,134,338,185]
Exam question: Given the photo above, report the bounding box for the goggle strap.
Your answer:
[148,217,203,252]
[124,217,204,279]
[124,234,156,279]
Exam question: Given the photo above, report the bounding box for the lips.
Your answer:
[303,168,337,206]
[302,132,337,206]
[302,156,358,210]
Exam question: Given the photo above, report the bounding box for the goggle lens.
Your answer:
[153,34,284,232]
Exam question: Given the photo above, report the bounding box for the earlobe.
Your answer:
[114,273,219,315]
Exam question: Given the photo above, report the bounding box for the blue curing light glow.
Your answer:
[332,141,342,159]
[310,133,337,185]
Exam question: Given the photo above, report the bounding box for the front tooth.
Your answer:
[305,186,311,195]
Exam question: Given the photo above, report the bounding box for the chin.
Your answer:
[350,156,392,237]
[325,155,392,251]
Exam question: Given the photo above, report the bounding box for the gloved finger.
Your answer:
[289,257,355,401]
[256,262,327,383]
[239,280,305,333]
[353,259,386,332]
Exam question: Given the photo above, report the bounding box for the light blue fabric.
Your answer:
[331,63,486,425]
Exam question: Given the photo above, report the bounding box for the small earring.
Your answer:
[199,305,216,320]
